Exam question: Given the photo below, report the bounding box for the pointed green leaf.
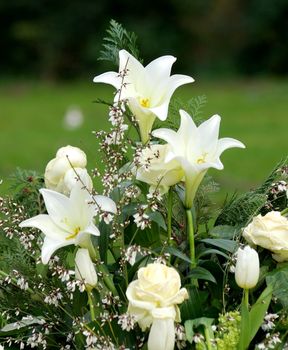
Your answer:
[201,238,237,253]
[249,284,273,342]
[185,267,216,284]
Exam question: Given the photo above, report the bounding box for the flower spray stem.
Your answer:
[186,209,196,270]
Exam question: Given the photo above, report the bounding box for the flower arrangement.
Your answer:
[0,20,288,350]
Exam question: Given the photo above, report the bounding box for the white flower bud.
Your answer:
[235,246,260,289]
[75,248,98,291]
[44,145,91,195]
[148,318,175,350]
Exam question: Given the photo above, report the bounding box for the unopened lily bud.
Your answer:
[75,248,98,291]
[235,246,260,289]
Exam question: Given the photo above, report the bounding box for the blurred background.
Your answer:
[1,0,287,197]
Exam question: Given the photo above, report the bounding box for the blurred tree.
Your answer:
[0,0,287,79]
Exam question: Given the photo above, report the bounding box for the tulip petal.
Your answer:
[19,214,69,240]
[41,236,72,264]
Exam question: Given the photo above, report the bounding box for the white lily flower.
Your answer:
[93,49,194,143]
[153,110,245,208]
[19,184,116,264]
[136,144,184,193]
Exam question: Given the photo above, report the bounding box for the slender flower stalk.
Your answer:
[186,209,196,270]
[167,188,173,246]
[88,291,96,321]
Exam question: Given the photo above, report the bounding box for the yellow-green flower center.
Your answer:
[140,98,150,108]
[66,226,81,240]
[197,153,208,164]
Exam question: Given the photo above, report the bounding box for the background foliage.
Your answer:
[1,0,288,79]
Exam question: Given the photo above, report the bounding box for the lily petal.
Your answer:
[217,137,246,157]
[42,236,72,264]
[198,114,221,152]
[145,55,176,87]
[164,74,195,101]
[93,195,117,214]
[93,71,120,89]
[39,189,72,231]
[19,214,68,240]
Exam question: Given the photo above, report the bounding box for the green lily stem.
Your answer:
[204,326,212,350]
[167,188,173,246]
[87,241,118,296]
[281,208,288,216]
[87,291,96,321]
[186,209,196,270]
[244,289,249,309]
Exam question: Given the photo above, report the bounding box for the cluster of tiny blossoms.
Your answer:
[93,69,132,196]
[0,196,38,254]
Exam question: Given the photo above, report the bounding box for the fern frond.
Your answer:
[98,19,142,65]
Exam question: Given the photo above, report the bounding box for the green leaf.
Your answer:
[266,263,288,307]
[185,317,214,343]
[249,284,273,342]
[0,317,45,333]
[162,246,191,264]
[185,267,217,284]
[148,211,167,230]
[180,286,204,322]
[201,238,237,253]
[210,225,239,239]
[98,221,110,264]
[197,248,229,259]
[238,298,250,350]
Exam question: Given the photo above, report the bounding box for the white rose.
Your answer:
[243,211,288,262]
[136,144,184,193]
[235,246,260,289]
[44,145,91,195]
[126,263,188,331]
[75,248,98,291]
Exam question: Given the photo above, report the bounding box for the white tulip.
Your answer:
[136,144,184,192]
[75,248,98,291]
[19,184,116,264]
[235,246,260,289]
[93,50,194,143]
[153,110,245,208]
[148,318,175,350]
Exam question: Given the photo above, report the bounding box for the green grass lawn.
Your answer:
[0,78,287,199]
